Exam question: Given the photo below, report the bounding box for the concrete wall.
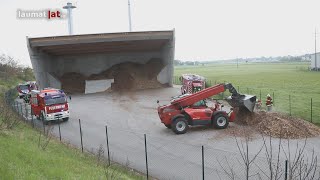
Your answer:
[85,79,114,94]
[159,34,175,86]
[27,32,175,91]
[47,72,61,89]
[27,38,52,89]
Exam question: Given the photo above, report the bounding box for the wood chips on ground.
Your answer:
[234,109,320,139]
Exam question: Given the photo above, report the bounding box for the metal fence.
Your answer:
[173,76,320,125]
[3,87,320,180]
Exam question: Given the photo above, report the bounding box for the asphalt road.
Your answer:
[15,87,320,180]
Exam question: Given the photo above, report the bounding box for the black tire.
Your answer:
[165,124,171,129]
[63,117,69,122]
[213,113,229,129]
[172,117,188,134]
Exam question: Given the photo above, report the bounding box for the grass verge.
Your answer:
[0,120,144,179]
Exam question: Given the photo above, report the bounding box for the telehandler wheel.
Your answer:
[172,117,188,134]
[213,113,229,129]
[165,124,171,129]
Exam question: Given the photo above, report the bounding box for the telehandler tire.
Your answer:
[165,124,171,129]
[172,117,188,134]
[213,113,229,129]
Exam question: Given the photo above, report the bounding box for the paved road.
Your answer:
[14,87,320,180]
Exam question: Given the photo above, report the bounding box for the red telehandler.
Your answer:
[157,83,256,134]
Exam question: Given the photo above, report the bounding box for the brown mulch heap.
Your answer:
[60,72,86,94]
[235,109,320,139]
[88,58,166,91]
[60,58,167,93]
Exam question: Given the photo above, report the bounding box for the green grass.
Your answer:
[174,62,320,123]
[0,77,143,179]
[0,122,144,179]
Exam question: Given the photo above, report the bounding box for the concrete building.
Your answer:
[27,30,175,93]
[311,53,320,70]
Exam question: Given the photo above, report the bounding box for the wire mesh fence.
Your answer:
[3,87,320,180]
[173,76,320,125]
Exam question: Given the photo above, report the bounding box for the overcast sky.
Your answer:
[1,0,320,66]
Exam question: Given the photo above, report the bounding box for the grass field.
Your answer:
[0,77,143,179]
[174,62,320,124]
[0,120,144,179]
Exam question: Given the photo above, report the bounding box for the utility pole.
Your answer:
[315,28,318,71]
[63,2,76,35]
[237,58,239,68]
[128,0,132,31]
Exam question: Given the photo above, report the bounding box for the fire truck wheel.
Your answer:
[172,117,188,134]
[213,113,229,129]
[63,117,69,122]
[165,124,171,129]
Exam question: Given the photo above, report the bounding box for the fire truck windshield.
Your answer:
[45,95,67,106]
[19,85,29,90]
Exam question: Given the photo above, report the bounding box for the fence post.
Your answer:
[144,134,149,180]
[202,145,204,180]
[311,98,313,123]
[259,90,262,101]
[20,102,23,117]
[105,125,111,166]
[25,103,28,121]
[58,118,62,142]
[42,120,45,135]
[17,101,20,113]
[272,92,275,106]
[31,111,34,128]
[79,119,84,153]
[237,86,240,93]
[289,95,291,116]
[15,101,18,112]
[285,160,288,180]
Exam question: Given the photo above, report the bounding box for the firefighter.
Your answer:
[266,94,273,111]
[255,99,262,110]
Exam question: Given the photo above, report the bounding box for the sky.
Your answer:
[1,0,320,66]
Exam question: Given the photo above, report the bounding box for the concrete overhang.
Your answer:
[28,30,174,56]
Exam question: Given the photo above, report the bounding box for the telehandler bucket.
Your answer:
[226,94,256,112]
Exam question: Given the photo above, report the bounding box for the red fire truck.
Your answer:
[30,88,70,124]
[179,74,206,94]
[17,81,38,99]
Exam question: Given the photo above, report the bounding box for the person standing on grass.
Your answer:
[266,94,273,111]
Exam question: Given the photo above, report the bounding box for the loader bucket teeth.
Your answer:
[226,95,256,112]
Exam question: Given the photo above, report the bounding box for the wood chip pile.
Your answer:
[235,109,320,139]
[60,58,166,93]
[60,72,86,94]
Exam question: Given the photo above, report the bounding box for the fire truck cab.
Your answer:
[179,74,206,95]
[30,88,70,124]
